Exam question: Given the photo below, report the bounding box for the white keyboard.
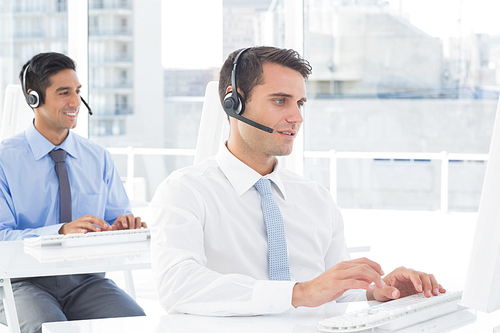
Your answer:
[318,291,462,332]
[23,228,150,248]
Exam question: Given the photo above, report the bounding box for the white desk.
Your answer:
[0,240,151,333]
[41,304,500,333]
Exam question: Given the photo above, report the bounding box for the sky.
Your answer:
[161,0,500,69]
[386,0,500,38]
[161,0,222,69]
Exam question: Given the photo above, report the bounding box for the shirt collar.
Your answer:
[25,122,79,161]
[215,143,287,200]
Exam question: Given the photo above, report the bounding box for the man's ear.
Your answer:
[226,86,245,100]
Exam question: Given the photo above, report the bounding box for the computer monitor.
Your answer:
[462,98,500,313]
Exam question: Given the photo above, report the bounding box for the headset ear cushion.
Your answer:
[223,91,245,115]
[27,90,40,108]
[223,92,237,112]
[235,92,245,115]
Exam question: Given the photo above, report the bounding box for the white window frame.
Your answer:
[68,0,89,138]
[282,0,305,175]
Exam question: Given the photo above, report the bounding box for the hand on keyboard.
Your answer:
[292,258,386,308]
[369,266,446,302]
[59,215,112,235]
[59,213,147,235]
[291,258,446,310]
[111,213,147,230]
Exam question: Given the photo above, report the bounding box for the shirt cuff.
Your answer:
[38,223,64,236]
[252,280,296,314]
[336,288,368,302]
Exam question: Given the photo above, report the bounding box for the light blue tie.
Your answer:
[254,178,291,281]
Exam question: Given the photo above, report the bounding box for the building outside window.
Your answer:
[56,0,67,12]
[0,0,499,210]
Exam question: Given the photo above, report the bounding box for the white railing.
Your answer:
[108,147,489,213]
[304,151,489,212]
[107,147,196,199]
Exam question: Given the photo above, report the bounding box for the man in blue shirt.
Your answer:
[0,53,146,332]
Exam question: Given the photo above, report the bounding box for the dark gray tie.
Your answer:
[49,149,72,223]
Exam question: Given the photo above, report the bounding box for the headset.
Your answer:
[222,47,273,134]
[22,63,93,115]
[22,64,41,108]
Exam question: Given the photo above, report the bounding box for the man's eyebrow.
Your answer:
[54,85,82,93]
[269,92,307,102]
[269,92,292,98]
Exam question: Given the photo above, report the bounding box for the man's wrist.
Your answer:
[292,282,305,308]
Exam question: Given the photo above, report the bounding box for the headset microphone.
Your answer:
[222,47,274,134]
[80,96,93,116]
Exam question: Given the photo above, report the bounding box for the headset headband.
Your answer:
[22,64,31,100]
[230,47,251,107]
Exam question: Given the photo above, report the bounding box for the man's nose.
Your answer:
[69,92,81,108]
[288,104,304,124]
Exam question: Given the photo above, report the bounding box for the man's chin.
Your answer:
[272,147,294,157]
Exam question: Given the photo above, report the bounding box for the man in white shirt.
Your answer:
[150,46,445,316]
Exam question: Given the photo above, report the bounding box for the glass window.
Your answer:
[86,0,285,202]
[0,0,68,122]
[2,0,495,212]
[56,0,67,12]
[303,0,499,212]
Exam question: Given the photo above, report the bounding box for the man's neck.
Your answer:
[34,123,69,146]
[226,140,276,176]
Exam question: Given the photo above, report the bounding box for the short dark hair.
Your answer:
[19,52,76,106]
[218,46,312,104]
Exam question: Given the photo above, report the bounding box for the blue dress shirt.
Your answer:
[0,123,132,240]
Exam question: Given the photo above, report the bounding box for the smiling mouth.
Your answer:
[64,110,78,117]
[278,131,295,136]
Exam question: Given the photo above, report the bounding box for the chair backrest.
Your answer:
[0,84,34,142]
[193,81,229,165]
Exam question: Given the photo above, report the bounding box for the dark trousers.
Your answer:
[0,273,145,333]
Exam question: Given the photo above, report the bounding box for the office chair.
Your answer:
[193,81,229,165]
[0,84,34,142]
[0,84,31,333]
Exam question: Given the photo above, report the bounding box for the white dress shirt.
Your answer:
[150,144,365,316]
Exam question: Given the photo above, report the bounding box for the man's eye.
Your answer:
[274,99,285,105]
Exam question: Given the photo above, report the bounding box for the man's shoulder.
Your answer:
[0,132,28,156]
[71,132,106,151]
[168,157,219,183]
[153,157,220,202]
